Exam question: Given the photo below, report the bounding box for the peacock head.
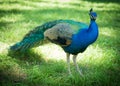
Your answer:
[89,8,97,21]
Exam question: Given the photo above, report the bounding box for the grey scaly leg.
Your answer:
[66,53,72,75]
[73,55,83,76]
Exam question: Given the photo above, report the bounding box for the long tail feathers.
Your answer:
[10,30,44,52]
[10,20,63,52]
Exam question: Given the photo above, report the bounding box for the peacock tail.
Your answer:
[10,19,88,52]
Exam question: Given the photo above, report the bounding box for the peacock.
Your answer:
[10,8,98,76]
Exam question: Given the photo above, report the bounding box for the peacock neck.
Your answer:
[86,20,99,44]
[88,20,97,31]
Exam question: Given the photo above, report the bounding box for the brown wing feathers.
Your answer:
[44,23,74,46]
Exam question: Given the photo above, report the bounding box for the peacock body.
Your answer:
[10,19,89,52]
[10,9,98,76]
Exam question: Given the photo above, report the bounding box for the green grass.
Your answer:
[0,0,120,86]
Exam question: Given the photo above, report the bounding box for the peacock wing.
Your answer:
[44,23,75,46]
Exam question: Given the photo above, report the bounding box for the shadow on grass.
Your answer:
[84,0,120,3]
[8,49,45,64]
[0,9,22,29]
[0,49,45,84]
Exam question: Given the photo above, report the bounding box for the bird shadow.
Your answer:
[7,49,45,65]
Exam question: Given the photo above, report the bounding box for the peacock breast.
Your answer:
[62,34,88,55]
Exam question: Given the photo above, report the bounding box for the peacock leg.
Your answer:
[73,55,83,76]
[66,53,72,75]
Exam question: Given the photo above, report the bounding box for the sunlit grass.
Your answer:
[0,0,120,86]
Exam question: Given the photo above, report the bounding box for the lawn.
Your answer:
[0,0,120,86]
